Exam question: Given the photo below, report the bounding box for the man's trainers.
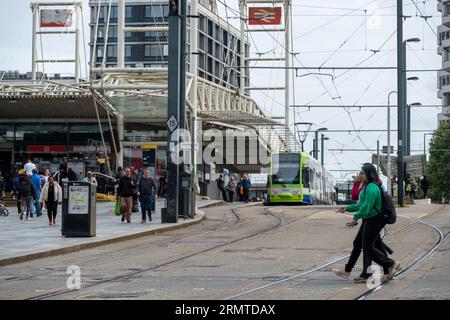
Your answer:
[332,269,350,280]
[386,261,401,281]
[149,216,152,222]
[140,220,146,224]
[20,213,23,220]
[121,216,125,222]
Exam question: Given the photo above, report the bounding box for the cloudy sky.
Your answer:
[0,0,442,181]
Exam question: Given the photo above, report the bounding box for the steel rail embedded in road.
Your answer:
[26,206,285,300]
[225,206,445,300]
[355,221,449,300]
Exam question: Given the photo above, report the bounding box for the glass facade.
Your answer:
[90,1,249,90]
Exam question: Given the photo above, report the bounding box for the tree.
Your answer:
[427,122,450,204]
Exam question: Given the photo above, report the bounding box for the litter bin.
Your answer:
[62,181,96,237]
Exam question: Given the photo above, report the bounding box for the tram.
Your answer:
[267,152,335,205]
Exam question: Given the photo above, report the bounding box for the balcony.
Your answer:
[443,15,450,28]
[438,84,450,99]
[440,39,450,49]
[443,60,450,71]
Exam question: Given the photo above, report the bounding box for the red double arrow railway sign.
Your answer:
[248,7,282,25]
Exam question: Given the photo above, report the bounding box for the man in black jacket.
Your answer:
[117,168,136,223]
[18,174,36,220]
[137,169,157,223]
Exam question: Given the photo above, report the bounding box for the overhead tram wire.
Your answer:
[215,0,341,105]
[292,0,381,41]
[216,1,430,157]
[318,0,390,69]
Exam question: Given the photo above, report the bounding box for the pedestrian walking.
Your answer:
[42,168,51,184]
[226,175,237,203]
[83,171,98,187]
[24,159,37,176]
[67,168,78,182]
[18,174,36,220]
[241,174,251,203]
[351,172,365,203]
[117,168,136,223]
[0,170,5,200]
[335,163,400,283]
[137,169,157,223]
[158,171,167,197]
[58,157,68,184]
[40,176,62,226]
[31,169,42,217]
[334,174,394,283]
[421,176,430,198]
[216,174,228,202]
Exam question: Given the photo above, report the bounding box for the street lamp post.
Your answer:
[321,134,329,203]
[294,122,313,152]
[405,75,420,156]
[406,102,422,156]
[387,90,397,196]
[398,37,421,207]
[314,127,328,160]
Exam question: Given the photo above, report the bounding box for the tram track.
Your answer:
[355,221,450,300]
[1,204,242,285]
[225,205,447,300]
[25,206,287,300]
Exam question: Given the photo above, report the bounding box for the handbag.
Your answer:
[115,200,122,216]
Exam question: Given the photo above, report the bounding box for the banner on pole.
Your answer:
[40,9,73,28]
[248,7,282,25]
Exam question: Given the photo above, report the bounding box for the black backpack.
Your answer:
[374,184,397,224]
[19,180,32,197]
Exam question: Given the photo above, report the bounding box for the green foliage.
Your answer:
[426,122,450,204]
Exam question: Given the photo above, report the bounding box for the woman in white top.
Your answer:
[40,176,62,226]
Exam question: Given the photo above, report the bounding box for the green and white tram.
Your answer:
[267,152,335,205]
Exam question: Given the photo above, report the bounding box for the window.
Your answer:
[110,6,118,19]
[144,45,151,57]
[97,26,104,38]
[108,26,117,38]
[126,6,132,18]
[163,5,169,17]
[125,45,132,57]
[152,6,163,18]
[97,46,104,58]
[145,6,151,18]
[163,44,168,56]
[107,45,117,58]
[99,6,105,20]
[302,168,310,188]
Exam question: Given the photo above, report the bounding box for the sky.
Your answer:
[0,0,443,181]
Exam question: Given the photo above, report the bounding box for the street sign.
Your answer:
[382,146,394,154]
[167,114,178,133]
[248,7,282,25]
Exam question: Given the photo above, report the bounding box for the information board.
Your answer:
[68,185,89,214]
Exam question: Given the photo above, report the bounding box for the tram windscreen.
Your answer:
[271,154,300,185]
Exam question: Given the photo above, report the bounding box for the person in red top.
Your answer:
[351,171,365,203]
